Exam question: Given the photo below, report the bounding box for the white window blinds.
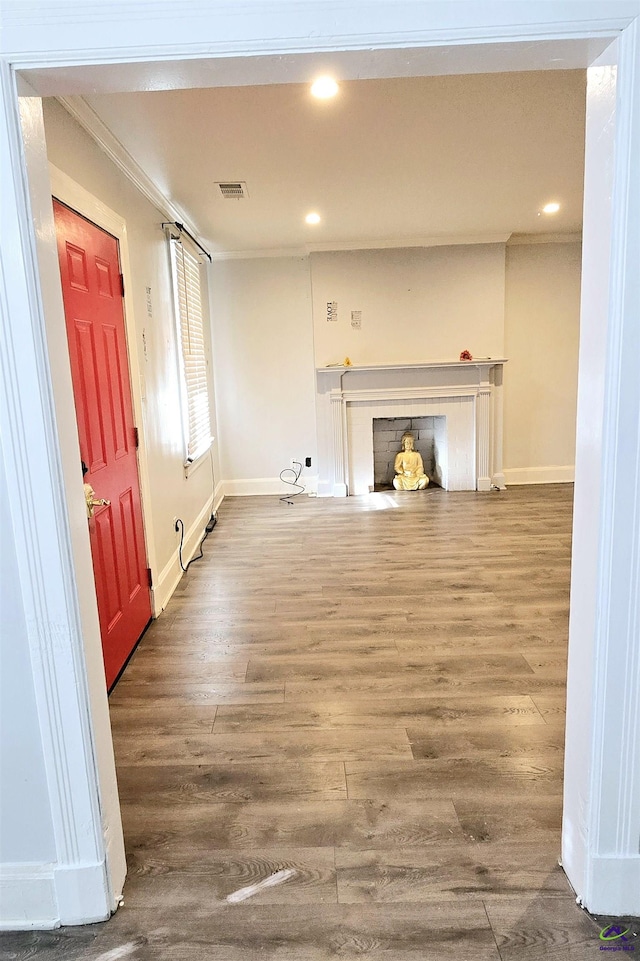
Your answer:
[170,238,212,463]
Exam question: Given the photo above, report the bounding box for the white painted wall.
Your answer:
[210,256,317,494]
[562,46,640,915]
[0,447,56,866]
[311,245,506,367]
[213,242,583,493]
[41,98,217,610]
[503,241,582,484]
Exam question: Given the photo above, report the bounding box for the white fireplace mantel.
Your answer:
[315,360,507,497]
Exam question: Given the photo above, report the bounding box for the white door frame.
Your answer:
[49,164,159,604]
[0,0,639,924]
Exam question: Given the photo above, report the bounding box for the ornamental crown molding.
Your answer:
[213,235,512,260]
[507,231,583,245]
[56,95,203,244]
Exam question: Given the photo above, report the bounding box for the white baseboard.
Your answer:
[152,494,214,613]
[53,860,111,925]
[213,480,225,513]
[223,474,318,497]
[0,859,115,930]
[0,863,58,929]
[503,465,575,485]
[586,854,640,916]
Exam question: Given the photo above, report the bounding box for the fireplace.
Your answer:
[315,361,506,496]
[372,416,443,489]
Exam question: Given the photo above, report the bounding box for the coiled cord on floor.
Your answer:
[175,513,217,572]
[280,461,305,505]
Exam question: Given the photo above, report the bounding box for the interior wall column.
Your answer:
[330,386,348,497]
[476,369,491,491]
[562,22,640,916]
[0,72,124,925]
[490,364,506,489]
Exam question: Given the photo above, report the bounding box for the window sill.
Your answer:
[184,441,213,478]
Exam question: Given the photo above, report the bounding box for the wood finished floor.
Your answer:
[4,485,636,959]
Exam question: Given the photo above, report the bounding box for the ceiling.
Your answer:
[77,68,587,257]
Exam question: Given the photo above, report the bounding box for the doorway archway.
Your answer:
[1,1,638,925]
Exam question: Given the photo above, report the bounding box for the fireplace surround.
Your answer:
[315,361,507,496]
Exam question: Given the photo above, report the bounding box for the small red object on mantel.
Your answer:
[459,350,473,361]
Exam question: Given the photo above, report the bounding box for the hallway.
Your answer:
[1,485,616,958]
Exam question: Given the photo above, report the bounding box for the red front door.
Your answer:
[54,199,152,690]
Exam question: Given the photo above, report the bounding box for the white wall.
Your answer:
[311,245,506,367]
[503,241,582,484]
[562,52,640,915]
[210,256,317,494]
[42,98,217,610]
[211,242,582,493]
[0,447,56,868]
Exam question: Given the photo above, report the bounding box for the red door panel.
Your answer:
[54,199,152,689]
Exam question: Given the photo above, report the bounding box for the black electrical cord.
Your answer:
[280,461,305,505]
[175,513,217,572]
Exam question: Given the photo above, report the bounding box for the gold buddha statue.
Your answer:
[393,432,429,491]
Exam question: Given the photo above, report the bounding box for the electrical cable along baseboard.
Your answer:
[175,513,217,572]
[280,461,305,505]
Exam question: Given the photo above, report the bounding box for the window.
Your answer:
[169,238,212,464]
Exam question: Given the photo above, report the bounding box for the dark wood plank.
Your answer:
[117,654,249,683]
[345,756,564,801]
[121,798,465,849]
[335,842,571,902]
[453,797,563,844]
[284,673,567,701]
[116,761,348,803]
[123,847,338,903]
[109,681,285,706]
[245,652,534,683]
[407,724,565,760]
[113,729,413,764]
[213,696,546,733]
[109,704,217,734]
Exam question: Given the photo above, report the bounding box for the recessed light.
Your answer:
[305,212,321,225]
[311,77,339,99]
[542,202,561,214]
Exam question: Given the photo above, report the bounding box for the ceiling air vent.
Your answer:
[216,181,248,199]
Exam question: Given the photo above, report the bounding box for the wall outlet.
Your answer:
[305,457,312,468]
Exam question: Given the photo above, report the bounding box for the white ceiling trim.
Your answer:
[57,95,203,243]
[306,234,513,253]
[212,233,514,261]
[507,231,583,245]
[212,247,309,261]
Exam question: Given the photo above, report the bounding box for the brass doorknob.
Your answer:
[84,482,111,519]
